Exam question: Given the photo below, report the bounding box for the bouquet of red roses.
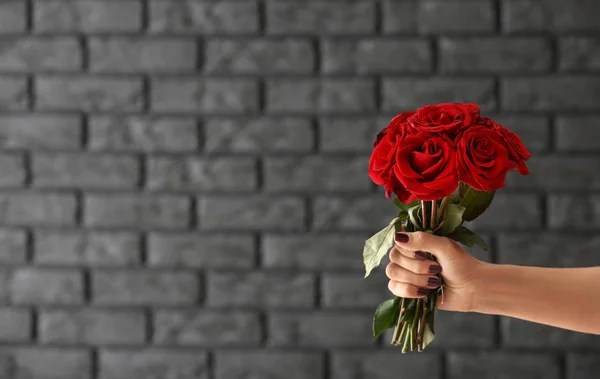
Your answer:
[364,103,531,352]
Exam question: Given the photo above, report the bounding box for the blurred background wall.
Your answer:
[0,0,599,378]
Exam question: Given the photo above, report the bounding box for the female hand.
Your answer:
[385,231,486,312]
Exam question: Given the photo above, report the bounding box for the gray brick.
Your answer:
[0,228,26,263]
[207,271,314,308]
[0,114,81,149]
[322,274,389,308]
[36,76,143,112]
[148,233,255,269]
[267,78,375,113]
[498,233,600,267]
[147,156,257,192]
[0,76,27,110]
[560,37,600,71]
[262,234,367,270]
[0,153,25,187]
[0,192,77,226]
[89,115,197,152]
[154,310,261,346]
[440,37,551,73]
[267,1,375,35]
[204,117,314,153]
[567,354,600,379]
[85,194,190,229]
[34,0,141,33]
[215,351,323,379]
[148,0,258,34]
[321,39,431,74]
[0,37,81,72]
[332,352,441,379]
[382,0,417,33]
[90,37,197,73]
[32,153,139,189]
[492,115,550,153]
[418,0,494,33]
[99,349,207,379]
[319,116,388,152]
[35,231,140,266]
[39,309,145,345]
[548,195,600,230]
[199,195,304,231]
[0,308,30,342]
[92,270,199,306]
[11,268,83,305]
[151,77,258,114]
[501,317,600,349]
[0,347,91,379]
[312,195,399,231]
[448,352,560,379]
[556,116,600,151]
[0,2,26,33]
[264,156,370,192]
[205,38,314,74]
[268,312,373,347]
[503,0,600,32]
[470,194,542,231]
[502,77,600,111]
[506,156,600,190]
[0,268,10,303]
[382,78,496,111]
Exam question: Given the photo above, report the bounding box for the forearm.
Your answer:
[472,263,600,334]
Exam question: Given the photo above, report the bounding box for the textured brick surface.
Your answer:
[0,1,595,377]
[39,309,145,345]
[153,310,261,346]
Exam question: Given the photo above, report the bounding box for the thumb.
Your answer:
[394,231,462,265]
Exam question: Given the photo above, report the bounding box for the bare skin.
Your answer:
[386,231,600,335]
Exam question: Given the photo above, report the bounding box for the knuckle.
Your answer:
[385,263,405,281]
[389,247,400,262]
[388,280,410,297]
[412,231,426,244]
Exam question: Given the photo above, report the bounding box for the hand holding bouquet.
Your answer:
[363,103,531,352]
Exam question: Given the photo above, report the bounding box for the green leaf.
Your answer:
[392,199,420,211]
[447,226,489,251]
[372,297,401,339]
[407,205,421,229]
[363,217,402,278]
[422,324,435,349]
[459,184,495,222]
[438,204,465,235]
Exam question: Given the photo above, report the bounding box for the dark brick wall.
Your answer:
[0,0,599,378]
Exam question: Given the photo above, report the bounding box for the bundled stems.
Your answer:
[391,197,447,352]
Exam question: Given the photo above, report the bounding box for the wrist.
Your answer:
[469,262,514,315]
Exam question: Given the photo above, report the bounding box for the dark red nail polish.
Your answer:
[427,277,442,287]
[428,265,442,274]
[395,233,409,243]
[414,251,428,260]
[417,288,429,296]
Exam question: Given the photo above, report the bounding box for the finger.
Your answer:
[385,262,442,288]
[390,244,434,261]
[388,280,431,298]
[394,231,460,265]
[389,247,442,275]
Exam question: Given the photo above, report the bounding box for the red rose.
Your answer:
[491,122,531,175]
[374,111,414,147]
[369,120,415,203]
[393,133,458,201]
[457,125,511,191]
[409,103,480,137]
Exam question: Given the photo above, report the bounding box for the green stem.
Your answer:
[420,200,427,229]
[391,297,406,344]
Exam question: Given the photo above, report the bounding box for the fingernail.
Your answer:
[427,277,442,287]
[394,233,409,243]
[414,250,428,260]
[417,288,430,296]
[428,265,442,274]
